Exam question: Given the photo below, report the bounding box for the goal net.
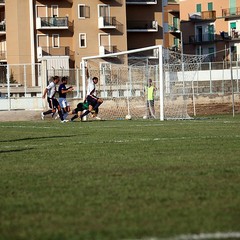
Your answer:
[82,45,205,120]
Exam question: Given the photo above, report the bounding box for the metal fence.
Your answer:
[0,61,240,111]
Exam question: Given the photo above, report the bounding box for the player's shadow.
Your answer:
[0,135,79,143]
[0,148,35,154]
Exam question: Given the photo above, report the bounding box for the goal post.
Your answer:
[81,45,204,121]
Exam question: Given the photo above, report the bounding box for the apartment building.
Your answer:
[180,0,240,61]
[163,0,180,52]
[0,0,164,85]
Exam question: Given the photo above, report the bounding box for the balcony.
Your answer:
[220,29,240,41]
[128,48,158,59]
[222,7,240,18]
[127,20,158,32]
[189,10,216,22]
[36,17,69,30]
[126,0,157,4]
[0,0,5,5]
[37,46,72,58]
[99,45,118,55]
[100,0,122,4]
[98,17,117,29]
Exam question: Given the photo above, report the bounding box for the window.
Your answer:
[52,34,59,48]
[79,33,86,48]
[230,22,236,29]
[196,4,201,12]
[208,2,213,11]
[78,4,90,18]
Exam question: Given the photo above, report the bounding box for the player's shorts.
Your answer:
[86,94,98,107]
[59,98,69,108]
[147,100,154,107]
[47,97,60,109]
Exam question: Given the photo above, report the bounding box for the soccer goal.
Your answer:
[81,45,205,120]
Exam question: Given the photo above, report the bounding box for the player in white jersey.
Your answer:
[80,67,103,120]
[41,76,66,122]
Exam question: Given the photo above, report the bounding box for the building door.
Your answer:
[196,26,202,42]
[37,35,48,57]
[208,25,214,41]
[99,4,110,17]
[99,33,110,54]
[98,4,110,25]
[51,5,58,17]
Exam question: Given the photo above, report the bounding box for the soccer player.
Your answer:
[41,76,66,122]
[145,79,156,119]
[79,67,103,121]
[70,101,89,122]
[58,76,73,120]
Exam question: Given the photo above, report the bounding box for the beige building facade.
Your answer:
[180,0,240,61]
[1,0,164,74]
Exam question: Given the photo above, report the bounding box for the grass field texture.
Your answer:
[0,115,240,240]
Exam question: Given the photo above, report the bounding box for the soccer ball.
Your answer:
[125,114,132,120]
[143,115,148,119]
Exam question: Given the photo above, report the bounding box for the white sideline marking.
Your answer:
[0,125,59,129]
[129,232,240,240]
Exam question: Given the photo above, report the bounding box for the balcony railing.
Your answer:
[36,17,69,29]
[37,46,72,58]
[100,0,122,4]
[99,45,118,55]
[127,20,158,32]
[189,33,217,44]
[128,48,158,58]
[126,0,157,4]
[98,16,117,29]
[222,7,240,18]
[189,10,216,22]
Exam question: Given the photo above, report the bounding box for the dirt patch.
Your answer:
[188,103,239,116]
[0,102,239,122]
[0,110,42,122]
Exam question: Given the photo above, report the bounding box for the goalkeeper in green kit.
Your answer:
[70,101,89,121]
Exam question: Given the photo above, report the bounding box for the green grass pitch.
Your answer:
[0,115,240,240]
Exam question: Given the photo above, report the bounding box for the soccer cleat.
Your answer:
[41,112,45,120]
[95,116,101,120]
[55,115,59,120]
[61,119,69,123]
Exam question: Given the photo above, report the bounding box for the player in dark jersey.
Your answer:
[58,77,73,120]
